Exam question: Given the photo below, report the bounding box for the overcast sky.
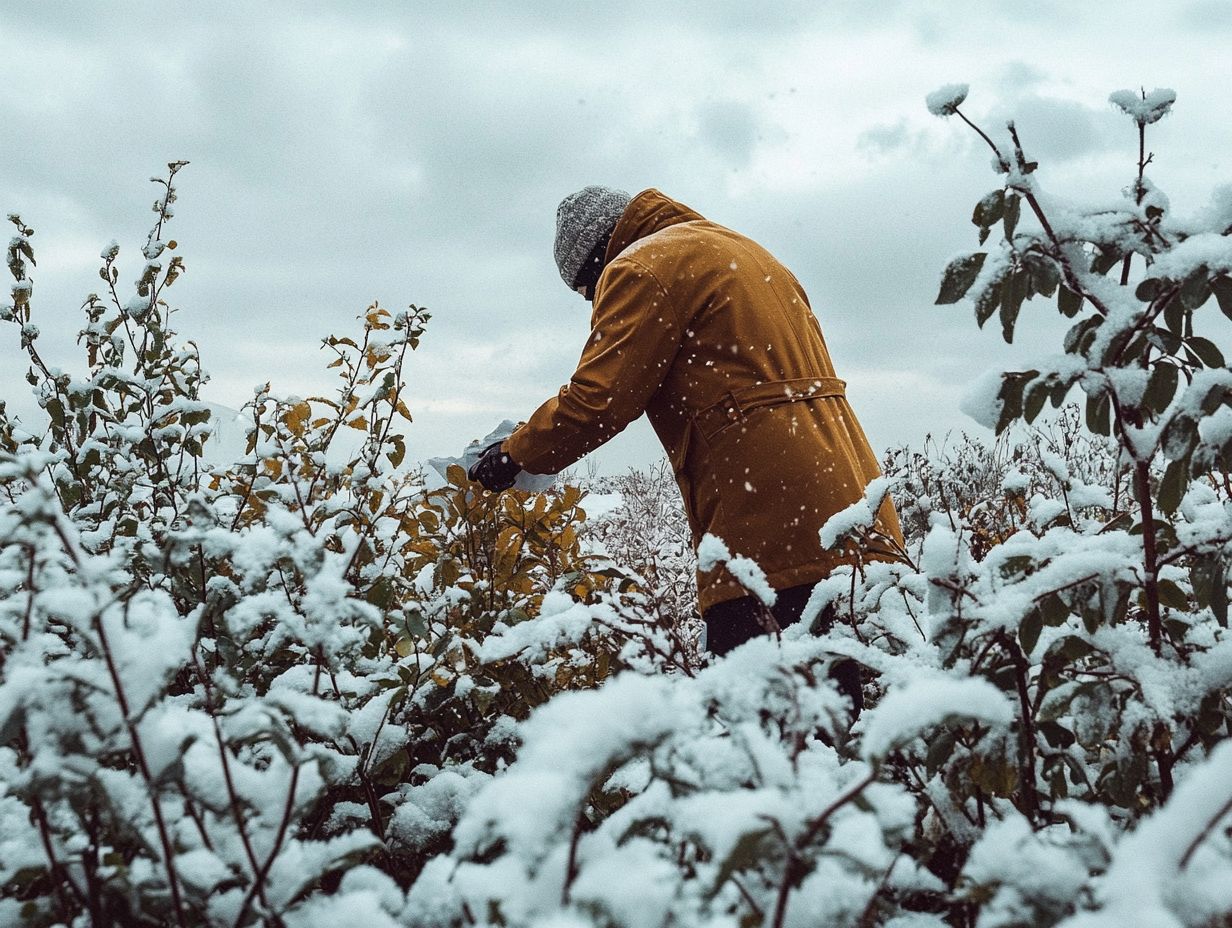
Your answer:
[3,1,1231,472]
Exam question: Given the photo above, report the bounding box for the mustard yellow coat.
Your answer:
[506,189,903,612]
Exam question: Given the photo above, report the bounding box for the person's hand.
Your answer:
[467,441,521,492]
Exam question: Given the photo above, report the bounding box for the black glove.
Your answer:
[467,441,521,492]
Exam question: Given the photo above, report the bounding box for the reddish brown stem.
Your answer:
[1133,459,1164,656]
[95,611,188,928]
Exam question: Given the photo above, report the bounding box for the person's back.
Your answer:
[471,187,902,657]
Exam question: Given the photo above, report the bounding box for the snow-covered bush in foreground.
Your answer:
[0,166,689,927]
[407,635,957,928]
[2,84,1231,928]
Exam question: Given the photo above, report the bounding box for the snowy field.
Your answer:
[1,18,1232,925]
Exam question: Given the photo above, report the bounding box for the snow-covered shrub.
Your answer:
[577,459,700,651]
[818,86,1232,923]
[883,404,1132,557]
[0,166,682,926]
[3,82,1230,928]
[410,88,1232,928]
[406,634,970,928]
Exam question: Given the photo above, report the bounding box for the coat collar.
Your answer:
[605,189,706,263]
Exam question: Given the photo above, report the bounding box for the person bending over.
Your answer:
[470,186,903,707]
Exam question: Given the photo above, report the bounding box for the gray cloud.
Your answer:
[993,96,1120,163]
[856,119,913,157]
[1179,0,1232,30]
[997,61,1048,92]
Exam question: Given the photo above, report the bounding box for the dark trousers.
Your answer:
[703,583,864,715]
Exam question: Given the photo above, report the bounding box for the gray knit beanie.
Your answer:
[554,186,632,287]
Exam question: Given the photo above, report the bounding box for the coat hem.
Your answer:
[697,550,900,615]
[698,560,833,615]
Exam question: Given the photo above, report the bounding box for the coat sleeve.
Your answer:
[505,258,682,475]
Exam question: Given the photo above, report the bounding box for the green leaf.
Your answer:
[1081,606,1100,635]
[1058,286,1084,317]
[1020,609,1043,654]
[1157,457,1189,514]
[1144,362,1179,415]
[1090,246,1122,277]
[1052,635,1094,663]
[404,608,429,640]
[1214,569,1229,628]
[1180,266,1212,310]
[1039,719,1076,749]
[995,370,1037,433]
[1000,270,1029,343]
[1157,578,1189,611]
[936,253,988,304]
[1163,293,1185,337]
[1189,556,1217,606]
[1163,415,1197,460]
[708,827,776,899]
[1038,592,1070,627]
[1147,326,1182,357]
[365,576,396,610]
[972,190,1005,241]
[1135,277,1161,302]
[1003,193,1021,240]
[1085,393,1111,436]
[926,729,958,777]
[975,277,1002,327]
[1024,380,1049,423]
[1211,275,1232,321]
[1186,336,1226,368]
[1028,256,1060,297]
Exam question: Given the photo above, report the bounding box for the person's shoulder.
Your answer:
[609,220,718,268]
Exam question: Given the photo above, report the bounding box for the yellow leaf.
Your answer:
[285,401,311,437]
[347,416,369,431]
[496,525,522,559]
[395,637,413,658]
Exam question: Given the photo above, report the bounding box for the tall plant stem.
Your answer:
[29,791,86,922]
[95,610,188,928]
[1005,635,1042,824]
[1133,459,1164,656]
[192,648,269,909]
[1120,118,1151,287]
[231,654,325,928]
[767,770,877,928]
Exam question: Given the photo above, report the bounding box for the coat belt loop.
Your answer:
[722,390,744,424]
[691,375,846,443]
